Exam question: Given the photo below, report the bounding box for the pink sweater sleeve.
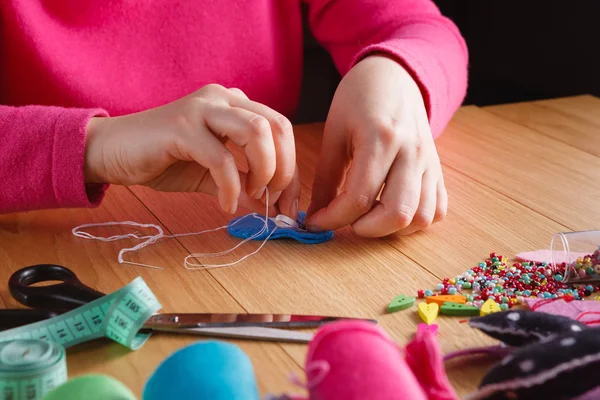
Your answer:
[0,106,109,214]
[303,0,469,138]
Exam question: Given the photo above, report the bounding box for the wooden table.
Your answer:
[1,95,599,398]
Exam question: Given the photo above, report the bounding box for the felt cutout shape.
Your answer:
[479,299,501,316]
[266,321,459,400]
[303,320,430,400]
[387,295,416,313]
[425,295,466,306]
[227,211,333,244]
[465,328,600,400]
[526,297,600,326]
[469,310,588,347]
[404,324,459,400]
[418,302,439,325]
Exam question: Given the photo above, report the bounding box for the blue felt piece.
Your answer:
[227,211,334,244]
[143,341,259,400]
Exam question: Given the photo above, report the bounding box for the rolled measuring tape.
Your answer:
[0,339,67,400]
[0,277,162,350]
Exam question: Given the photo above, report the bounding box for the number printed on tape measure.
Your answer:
[2,382,16,400]
[21,379,38,400]
[49,322,74,343]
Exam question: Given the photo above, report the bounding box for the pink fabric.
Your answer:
[573,386,600,400]
[305,320,427,400]
[405,324,459,400]
[0,106,108,214]
[526,298,600,326]
[304,320,457,400]
[0,0,467,214]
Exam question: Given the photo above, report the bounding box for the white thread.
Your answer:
[72,190,281,271]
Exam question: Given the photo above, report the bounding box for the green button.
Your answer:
[440,302,480,316]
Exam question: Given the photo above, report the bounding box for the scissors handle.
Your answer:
[0,309,62,331]
[8,264,105,311]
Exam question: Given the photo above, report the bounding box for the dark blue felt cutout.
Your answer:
[227,211,333,244]
[469,310,588,347]
[475,328,600,400]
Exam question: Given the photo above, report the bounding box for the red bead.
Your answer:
[417,290,425,298]
[490,252,498,259]
[475,295,482,301]
[441,287,449,295]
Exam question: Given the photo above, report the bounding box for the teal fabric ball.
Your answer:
[143,341,259,400]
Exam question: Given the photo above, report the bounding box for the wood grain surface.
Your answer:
[0,95,597,398]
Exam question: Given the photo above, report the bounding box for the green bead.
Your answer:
[462,282,472,289]
[499,304,509,311]
[387,295,416,313]
[501,297,509,304]
[586,267,595,275]
[440,302,480,316]
[491,257,499,262]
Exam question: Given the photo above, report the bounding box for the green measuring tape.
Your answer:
[0,277,162,400]
[0,340,66,400]
[0,277,161,350]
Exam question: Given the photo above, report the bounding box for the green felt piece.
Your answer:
[42,374,137,400]
[386,295,416,313]
[440,302,480,316]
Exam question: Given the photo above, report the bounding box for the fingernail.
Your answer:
[291,199,299,219]
[228,200,238,214]
[252,186,266,200]
[305,224,325,233]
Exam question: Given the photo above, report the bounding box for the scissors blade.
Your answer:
[144,313,376,329]
[159,326,314,343]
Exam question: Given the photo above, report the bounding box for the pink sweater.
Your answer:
[0,0,468,214]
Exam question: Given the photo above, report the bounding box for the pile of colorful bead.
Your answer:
[561,249,600,281]
[418,252,600,310]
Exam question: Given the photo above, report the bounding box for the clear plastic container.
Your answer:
[551,230,600,283]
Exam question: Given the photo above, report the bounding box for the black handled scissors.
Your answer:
[2,264,376,342]
[2,264,105,331]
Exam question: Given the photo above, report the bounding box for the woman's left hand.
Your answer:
[306,54,447,237]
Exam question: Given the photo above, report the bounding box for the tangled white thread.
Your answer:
[72,190,295,271]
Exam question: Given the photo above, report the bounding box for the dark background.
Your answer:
[294,1,600,123]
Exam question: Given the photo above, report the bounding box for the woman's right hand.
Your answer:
[84,84,300,218]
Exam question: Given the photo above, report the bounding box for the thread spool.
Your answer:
[42,374,136,400]
[0,339,67,400]
[143,341,259,400]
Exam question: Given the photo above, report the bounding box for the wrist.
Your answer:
[84,117,109,184]
[360,53,425,103]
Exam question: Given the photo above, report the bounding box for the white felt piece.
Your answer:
[515,250,590,264]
